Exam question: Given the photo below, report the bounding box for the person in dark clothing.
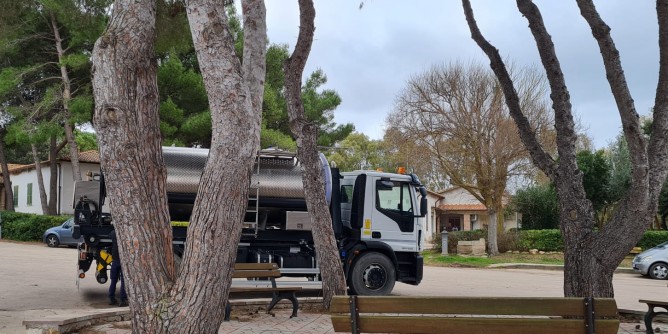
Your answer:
[108,230,128,307]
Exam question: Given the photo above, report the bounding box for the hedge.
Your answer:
[0,211,71,242]
[516,229,563,252]
[432,229,668,253]
[637,231,668,250]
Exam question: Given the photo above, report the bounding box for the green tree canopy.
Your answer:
[510,183,559,230]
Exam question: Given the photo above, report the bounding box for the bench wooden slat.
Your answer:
[225,262,300,320]
[234,263,277,270]
[330,316,620,334]
[232,269,281,278]
[230,287,303,293]
[640,299,668,306]
[330,296,617,317]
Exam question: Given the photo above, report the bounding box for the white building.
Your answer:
[0,151,101,215]
[425,187,520,235]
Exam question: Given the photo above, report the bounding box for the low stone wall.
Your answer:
[23,298,325,334]
[24,309,131,334]
[457,238,486,255]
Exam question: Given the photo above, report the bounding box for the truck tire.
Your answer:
[349,252,396,296]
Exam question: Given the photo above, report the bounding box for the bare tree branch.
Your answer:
[648,0,668,187]
[575,0,648,182]
[462,0,557,179]
[284,0,347,307]
[241,0,267,114]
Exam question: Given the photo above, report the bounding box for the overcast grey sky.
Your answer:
[262,1,659,149]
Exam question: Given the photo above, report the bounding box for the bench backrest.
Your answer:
[232,263,281,279]
[330,296,619,334]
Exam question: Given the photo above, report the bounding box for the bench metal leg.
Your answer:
[224,303,231,321]
[267,291,299,318]
[644,304,668,334]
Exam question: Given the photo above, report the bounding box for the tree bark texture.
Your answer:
[93,0,267,331]
[31,144,49,214]
[485,208,498,256]
[50,12,82,182]
[156,0,266,332]
[284,0,347,309]
[0,130,14,212]
[463,0,668,297]
[91,1,176,332]
[48,135,58,215]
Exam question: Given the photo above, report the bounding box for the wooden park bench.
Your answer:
[639,299,668,334]
[224,263,302,321]
[330,296,619,334]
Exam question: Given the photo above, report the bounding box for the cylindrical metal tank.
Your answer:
[162,147,330,200]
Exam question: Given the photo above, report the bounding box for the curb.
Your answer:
[22,297,324,334]
[23,309,131,334]
[487,263,637,274]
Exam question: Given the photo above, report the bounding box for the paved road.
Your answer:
[0,240,661,333]
[392,264,663,312]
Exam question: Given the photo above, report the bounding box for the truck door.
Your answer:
[367,177,418,252]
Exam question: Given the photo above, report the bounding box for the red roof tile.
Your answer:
[60,150,100,163]
[438,204,488,212]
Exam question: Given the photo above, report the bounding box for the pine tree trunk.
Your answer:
[92,1,176,332]
[92,0,267,332]
[0,129,14,212]
[50,12,82,182]
[284,0,347,308]
[31,144,49,214]
[48,136,58,215]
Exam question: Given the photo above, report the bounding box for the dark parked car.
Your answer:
[43,218,82,247]
[633,241,668,280]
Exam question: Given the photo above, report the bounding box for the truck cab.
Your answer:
[338,171,425,295]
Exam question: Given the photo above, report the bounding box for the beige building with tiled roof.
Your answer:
[0,151,101,215]
[428,187,519,234]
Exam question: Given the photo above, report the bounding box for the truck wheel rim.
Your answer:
[363,264,386,290]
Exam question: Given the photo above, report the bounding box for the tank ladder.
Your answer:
[243,154,260,237]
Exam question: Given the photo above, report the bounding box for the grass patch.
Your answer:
[422,250,634,268]
[423,251,564,268]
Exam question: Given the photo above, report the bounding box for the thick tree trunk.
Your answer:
[284,0,347,309]
[93,0,267,332]
[463,0,668,298]
[31,144,49,214]
[92,1,176,333]
[0,130,14,212]
[486,208,499,256]
[50,12,82,182]
[48,135,58,215]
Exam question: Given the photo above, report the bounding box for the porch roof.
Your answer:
[438,204,487,212]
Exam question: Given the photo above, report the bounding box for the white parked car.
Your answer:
[633,242,668,280]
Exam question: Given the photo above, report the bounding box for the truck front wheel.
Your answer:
[349,252,396,296]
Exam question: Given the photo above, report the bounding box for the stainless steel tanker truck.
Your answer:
[72,147,426,295]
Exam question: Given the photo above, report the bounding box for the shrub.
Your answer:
[0,211,70,242]
[431,232,442,251]
[497,230,521,253]
[636,231,668,250]
[432,227,668,254]
[517,229,563,251]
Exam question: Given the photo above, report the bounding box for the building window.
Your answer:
[13,185,18,207]
[27,183,33,206]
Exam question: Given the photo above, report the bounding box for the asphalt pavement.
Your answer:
[0,240,663,333]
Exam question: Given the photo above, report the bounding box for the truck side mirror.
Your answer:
[419,197,427,217]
